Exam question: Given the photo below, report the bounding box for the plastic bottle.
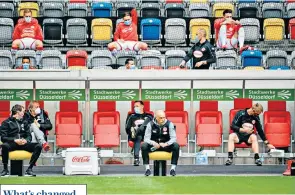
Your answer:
[260,154,264,163]
[50,157,54,166]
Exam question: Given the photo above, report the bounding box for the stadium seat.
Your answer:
[240,18,260,43]
[88,50,114,69]
[66,18,88,46]
[213,3,234,18]
[287,3,295,18]
[116,50,137,66]
[14,50,37,69]
[43,18,63,45]
[0,101,10,125]
[215,50,238,69]
[9,151,32,176]
[0,50,13,69]
[189,0,208,3]
[68,3,88,17]
[141,3,161,17]
[92,2,112,17]
[69,0,88,3]
[188,3,210,17]
[42,2,64,17]
[138,50,162,69]
[93,101,120,148]
[229,98,253,148]
[165,101,188,147]
[0,18,14,46]
[165,0,183,3]
[165,50,186,69]
[265,50,288,69]
[116,2,136,17]
[0,2,14,18]
[189,18,211,44]
[55,101,83,148]
[66,50,88,67]
[165,18,186,46]
[91,18,113,46]
[262,3,284,18]
[243,66,265,70]
[264,101,291,148]
[238,3,260,18]
[196,101,223,147]
[39,50,64,69]
[165,3,185,18]
[241,50,263,68]
[263,18,285,42]
[18,2,39,17]
[140,18,162,45]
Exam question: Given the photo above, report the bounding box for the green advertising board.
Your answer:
[142,89,191,101]
[245,89,295,101]
[0,89,33,101]
[36,89,85,101]
[90,89,139,101]
[193,89,243,101]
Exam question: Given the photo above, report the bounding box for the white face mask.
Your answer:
[25,16,32,23]
[35,107,41,115]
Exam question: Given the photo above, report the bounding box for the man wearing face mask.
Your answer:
[0,104,42,177]
[125,101,153,166]
[23,101,52,152]
[108,9,148,53]
[225,103,275,166]
[179,28,216,69]
[12,9,43,52]
[17,57,36,69]
[125,58,136,70]
[141,110,179,176]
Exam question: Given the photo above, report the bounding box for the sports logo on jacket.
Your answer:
[21,124,25,131]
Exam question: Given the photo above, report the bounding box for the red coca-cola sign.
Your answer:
[72,156,91,163]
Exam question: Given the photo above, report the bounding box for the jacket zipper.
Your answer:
[16,120,21,139]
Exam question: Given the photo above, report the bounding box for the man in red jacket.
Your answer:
[108,9,148,53]
[12,9,43,51]
[214,9,248,54]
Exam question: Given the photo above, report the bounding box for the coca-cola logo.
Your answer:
[72,156,91,163]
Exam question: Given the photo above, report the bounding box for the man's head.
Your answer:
[249,103,263,116]
[134,101,144,114]
[125,58,135,69]
[197,28,207,41]
[155,110,166,126]
[223,9,233,19]
[22,57,31,69]
[123,12,132,26]
[11,104,25,120]
[23,9,32,23]
[28,101,41,116]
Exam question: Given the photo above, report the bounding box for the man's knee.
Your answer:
[171,142,180,151]
[229,133,237,140]
[1,143,10,150]
[141,142,149,151]
[139,42,148,50]
[34,143,42,151]
[108,42,117,50]
[12,40,21,47]
[249,134,258,143]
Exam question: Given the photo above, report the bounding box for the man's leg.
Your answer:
[141,142,152,176]
[22,143,42,175]
[108,41,123,55]
[134,42,148,51]
[218,25,227,49]
[225,133,239,166]
[237,27,245,50]
[30,124,50,151]
[11,39,23,54]
[248,134,262,166]
[162,142,179,176]
[1,142,19,176]
[133,135,142,166]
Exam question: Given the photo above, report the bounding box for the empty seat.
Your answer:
[215,50,238,69]
[287,3,295,18]
[240,18,260,43]
[0,101,10,125]
[165,50,186,69]
[138,50,162,69]
[262,3,284,18]
[196,101,222,147]
[165,18,186,46]
[0,50,12,69]
[66,18,88,46]
[0,2,14,17]
[0,18,14,45]
[39,50,64,69]
[213,3,234,18]
[264,101,291,148]
[238,3,260,18]
[92,2,112,17]
[89,50,114,69]
[263,18,285,42]
[189,3,209,17]
[243,66,264,70]
[265,50,288,69]
[141,3,161,17]
[189,18,211,44]
[241,50,263,68]
[116,2,136,18]
[68,3,88,17]
[140,18,162,45]
[14,50,37,69]
[43,18,63,45]
[116,50,137,66]
[43,2,64,17]
[66,50,88,67]
[18,2,39,17]
[91,18,113,46]
[165,3,185,18]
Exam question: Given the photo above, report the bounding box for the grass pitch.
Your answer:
[0,176,294,194]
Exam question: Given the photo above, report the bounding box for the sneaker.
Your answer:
[144,169,151,176]
[25,169,36,177]
[42,143,50,152]
[255,159,263,166]
[0,169,9,177]
[133,159,140,166]
[170,169,176,176]
[225,158,233,166]
[239,45,250,54]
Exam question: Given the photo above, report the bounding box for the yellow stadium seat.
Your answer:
[68,66,88,70]
[244,66,265,70]
[18,2,39,17]
[9,151,32,176]
[213,3,234,18]
[149,151,172,160]
[92,18,113,45]
[264,18,285,41]
[190,18,211,43]
[190,0,208,3]
[9,151,32,160]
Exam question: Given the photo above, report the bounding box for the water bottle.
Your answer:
[150,147,157,152]
[260,154,264,163]
[50,157,54,166]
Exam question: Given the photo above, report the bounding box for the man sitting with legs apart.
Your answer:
[12,9,43,52]
[24,101,52,152]
[141,110,179,176]
[0,105,42,177]
[214,9,249,54]
[108,9,148,54]
[225,103,275,166]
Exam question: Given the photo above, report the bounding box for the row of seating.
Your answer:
[0,99,291,150]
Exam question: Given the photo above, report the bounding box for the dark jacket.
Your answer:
[125,112,153,137]
[183,40,216,69]
[231,109,266,141]
[0,117,32,143]
[23,109,52,134]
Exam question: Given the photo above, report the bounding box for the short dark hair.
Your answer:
[22,57,30,63]
[125,58,134,65]
[123,12,131,18]
[134,101,144,105]
[11,104,24,115]
[223,9,232,16]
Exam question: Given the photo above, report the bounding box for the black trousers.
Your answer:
[141,142,180,165]
[1,142,42,166]
[129,135,143,159]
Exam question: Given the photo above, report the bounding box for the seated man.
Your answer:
[225,103,275,166]
[125,101,153,166]
[24,101,52,151]
[12,9,43,52]
[214,9,248,54]
[0,104,42,177]
[125,58,136,69]
[141,110,179,176]
[17,57,36,69]
[108,9,148,53]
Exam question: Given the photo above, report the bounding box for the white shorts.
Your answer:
[19,38,37,49]
[116,41,140,51]
[217,37,238,49]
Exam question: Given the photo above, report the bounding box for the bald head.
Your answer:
[155,110,166,125]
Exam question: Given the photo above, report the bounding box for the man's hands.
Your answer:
[34,119,40,128]
[159,143,168,148]
[267,144,275,149]
[222,19,240,25]
[153,142,168,148]
[14,138,27,145]
[239,128,254,135]
[195,61,206,68]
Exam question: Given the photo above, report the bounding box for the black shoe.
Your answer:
[25,169,36,177]
[144,169,151,176]
[1,169,9,177]
[225,158,233,166]
[133,159,140,166]
[255,159,263,166]
[170,169,176,176]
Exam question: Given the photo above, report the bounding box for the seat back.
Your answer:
[89,50,114,68]
[287,3,295,18]
[141,18,161,44]
[0,2,14,18]
[241,50,263,67]
[264,18,285,42]
[141,3,161,17]
[240,18,260,43]
[165,3,185,18]
[40,50,64,69]
[165,18,186,45]
[215,50,238,69]
[238,3,259,18]
[66,18,88,45]
[18,2,39,17]
[116,2,136,17]
[43,2,64,17]
[0,18,14,45]
[0,50,13,69]
[92,2,112,17]
[265,50,288,68]
[43,18,63,45]
[165,50,186,69]
[138,50,162,69]
[66,50,88,67]
[262,2,284,18]
[68,3,88,17]
[189,3,209,17]
[91,18,113,44]
[189,18,211,44]
[213,3,234,18]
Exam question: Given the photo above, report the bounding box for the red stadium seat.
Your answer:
[93,101,120,148]
[60,101,79,112]
[142,66,163,70]
[196,101,222,147]
[165,101,188,146]
[165,0,183,3]
[229,98,254,148]
[0,101,10,124]
[66,50,88,67]
[69,0,87,3]
[264,101,291,148]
